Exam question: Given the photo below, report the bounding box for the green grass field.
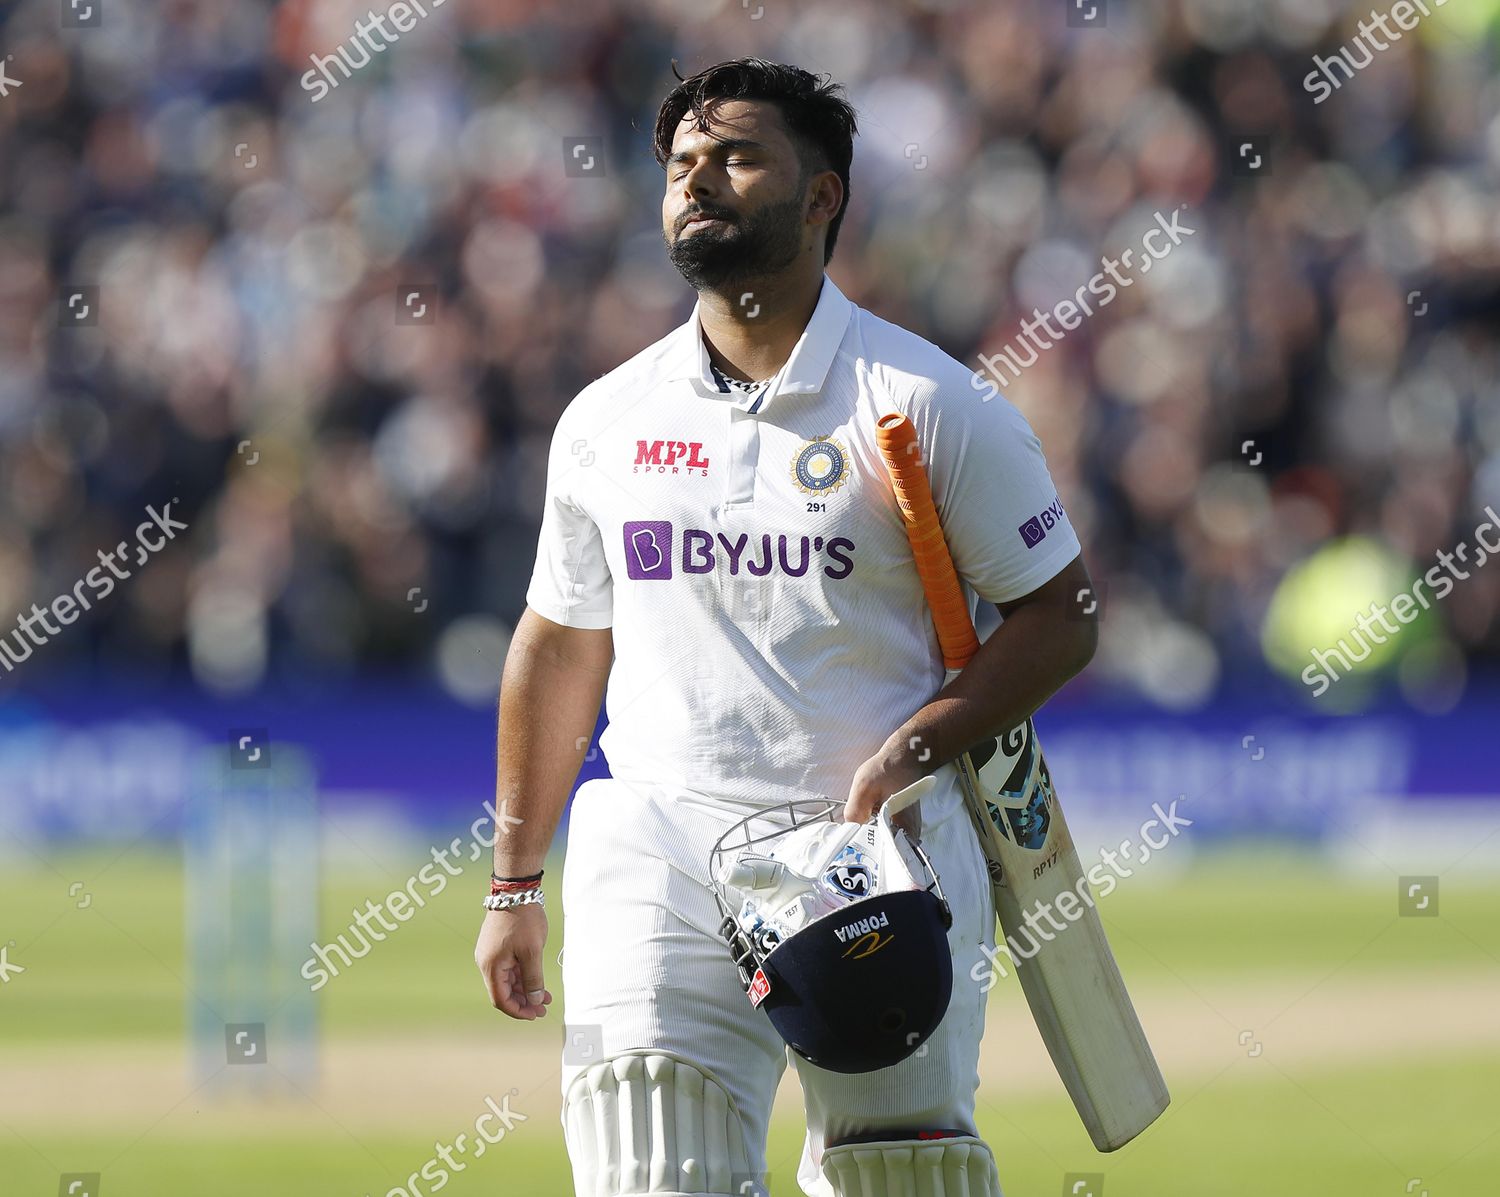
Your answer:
[3,842,1498,1196]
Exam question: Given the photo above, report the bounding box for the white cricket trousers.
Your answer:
[558,769,998,1196]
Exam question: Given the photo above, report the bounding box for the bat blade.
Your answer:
[875,411,1169,1152]
[954,717,1169,1151]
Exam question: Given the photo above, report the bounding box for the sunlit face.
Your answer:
[661,98,819,290]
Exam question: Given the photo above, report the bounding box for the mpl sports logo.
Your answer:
[634,440,711,476]
[622,521,855,581]
[1018,496,1067,549]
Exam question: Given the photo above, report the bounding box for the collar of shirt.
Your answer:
[709,360,770,395]
[660,273,854,413]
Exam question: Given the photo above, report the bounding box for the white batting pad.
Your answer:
[820,1134,1003,1197]
[562,1051,754,1196]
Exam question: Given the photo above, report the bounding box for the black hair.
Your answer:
[652,57,858,266]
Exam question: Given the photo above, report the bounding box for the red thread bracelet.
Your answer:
[490,871,543,894]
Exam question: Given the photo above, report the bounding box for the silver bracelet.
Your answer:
[484,888,545,912]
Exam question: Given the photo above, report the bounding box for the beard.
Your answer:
[666,190,806,291]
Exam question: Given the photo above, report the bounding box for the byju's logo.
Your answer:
[623,521,673,580]
[621,522,856,581]
[1019,497,1067,549]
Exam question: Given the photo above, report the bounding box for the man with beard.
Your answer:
[474,57,1097,1197]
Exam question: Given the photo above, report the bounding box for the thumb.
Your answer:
[519,951,547,1006]
[842,794,873,825]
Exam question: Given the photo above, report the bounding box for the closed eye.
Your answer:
[668,160,754,181]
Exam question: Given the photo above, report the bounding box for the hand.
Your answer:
[843,735,927,835]
[475,903,553,1020]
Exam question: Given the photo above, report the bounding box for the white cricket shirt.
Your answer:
[526,274,1081,810]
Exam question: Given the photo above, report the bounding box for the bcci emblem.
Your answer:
[791,436,850,495]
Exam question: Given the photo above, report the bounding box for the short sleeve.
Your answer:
[524,412,613,628]
[911,379,1081,607]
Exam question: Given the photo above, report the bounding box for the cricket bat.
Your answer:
[875,411,1169,1152]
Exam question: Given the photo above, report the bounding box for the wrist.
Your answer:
[483,887,545,912]
[883,728,928,774]
[491,869,543,885]
[485,870,544,912]
[492,862,544,880]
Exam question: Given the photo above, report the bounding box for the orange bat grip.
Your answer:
[875,412,981,671]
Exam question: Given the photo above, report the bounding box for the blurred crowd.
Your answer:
[1,0,1498,706]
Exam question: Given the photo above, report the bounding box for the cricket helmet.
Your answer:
[707,776,953,1074]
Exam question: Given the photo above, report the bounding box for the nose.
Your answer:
[674,161,723,219]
